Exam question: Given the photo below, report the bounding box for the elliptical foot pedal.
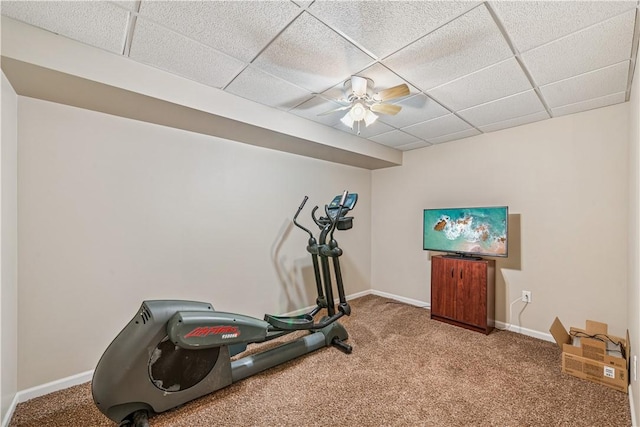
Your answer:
[264,313,314,330]
[331,337,352,354]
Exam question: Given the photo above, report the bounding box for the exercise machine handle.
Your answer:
[293,196,313,240]
[311,205,322,228]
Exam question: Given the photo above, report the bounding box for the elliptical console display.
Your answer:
[92,191,357,427]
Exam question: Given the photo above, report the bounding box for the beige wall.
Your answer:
[372,103,630,337]
[1,72,18,422]
[16,97,372,390]
[628,52,639,421]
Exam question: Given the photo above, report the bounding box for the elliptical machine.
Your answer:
[92,191,358,426]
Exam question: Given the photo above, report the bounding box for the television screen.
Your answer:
[423,206,508,258]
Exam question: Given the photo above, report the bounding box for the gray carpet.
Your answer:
[9,295,631,426]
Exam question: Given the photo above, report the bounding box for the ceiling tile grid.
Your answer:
[457,89,546,128]
[427,57,533,112]
[136,1,302,63]
[1,1,130,54]
[2,1,639,152]
[382,4,514,91]
[306,1,480,59]
[225,65,313,111]
[129,17,247,89]
[251,11,375,93]
[520,9,636,86]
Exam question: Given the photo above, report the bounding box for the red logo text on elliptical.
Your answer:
[184,326,240,339]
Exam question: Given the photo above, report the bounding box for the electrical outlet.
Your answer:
[522,290,532,303]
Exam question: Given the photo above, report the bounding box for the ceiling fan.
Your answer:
[320,76,410,134]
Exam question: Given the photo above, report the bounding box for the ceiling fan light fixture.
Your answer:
[349,102,367,122]
[364,109,378,127]
[340,113,354,129]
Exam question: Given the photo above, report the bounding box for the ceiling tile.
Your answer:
[428,58,532,111]
[308,1,479,59]
[1,1,129,53]
[429,128,481,144]
[490,1,638,52]
[368,130,422,147]
[289,96,345,127]
[403,114,473,140]
[383,4,513,91]
[291,1,314,8]
[396,140,433,151]
[457,90,545,127]
[137,1,301,62]
[540,61,630,108]
[551,92,627,117]
[252,12,374,93]
[129,18,246,89]
[478,111,549,133]
[334,120,394,139]
[522,10,635,86]
[110,1,138,11]
[225,66,313,111]
[378,94,450,129]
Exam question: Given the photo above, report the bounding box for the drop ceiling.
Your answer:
[1,1,639,152]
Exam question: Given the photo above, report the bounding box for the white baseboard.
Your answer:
[368,289,554,342]
[494,321,555,342]
[1,394,19,427]
[17,370,93,404]
[630,385,637,427]
[369,289,430,309]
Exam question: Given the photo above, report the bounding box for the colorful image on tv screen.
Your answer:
[423,207,508,256]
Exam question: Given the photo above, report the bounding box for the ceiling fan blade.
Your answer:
[370,103,402,116]
[318,105,352,116]
[373,84,410,102]
[351,75,368,97]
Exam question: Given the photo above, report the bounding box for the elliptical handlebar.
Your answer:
[292,196,313,240]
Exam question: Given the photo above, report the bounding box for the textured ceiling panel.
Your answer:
[2,1,638,152]
[491,1,638,52]
[368,129,422,147]
[308,1,479,59]
[225,66,313,111]
[428,58,532,111]
[551,92,627,117]
[383,4,513,91]
[137,1,301,63]
[252,12,374,93]
[540,61,630,108]
[522,10,635,86]
[396,140,432,151]
[429,128,481,144]
[0,1,129,53]
[289,96,344,127]
[458,90,545,127]
[403,114,473,141]
[478,110,549,133]
[129,18,246,89]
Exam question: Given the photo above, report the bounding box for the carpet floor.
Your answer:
[9,294,631,426]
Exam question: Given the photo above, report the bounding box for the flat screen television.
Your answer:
[423,206,508,258]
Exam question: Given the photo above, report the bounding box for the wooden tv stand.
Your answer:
[430,255,495,334]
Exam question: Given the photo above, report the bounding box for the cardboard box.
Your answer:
[550,317,629,393]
